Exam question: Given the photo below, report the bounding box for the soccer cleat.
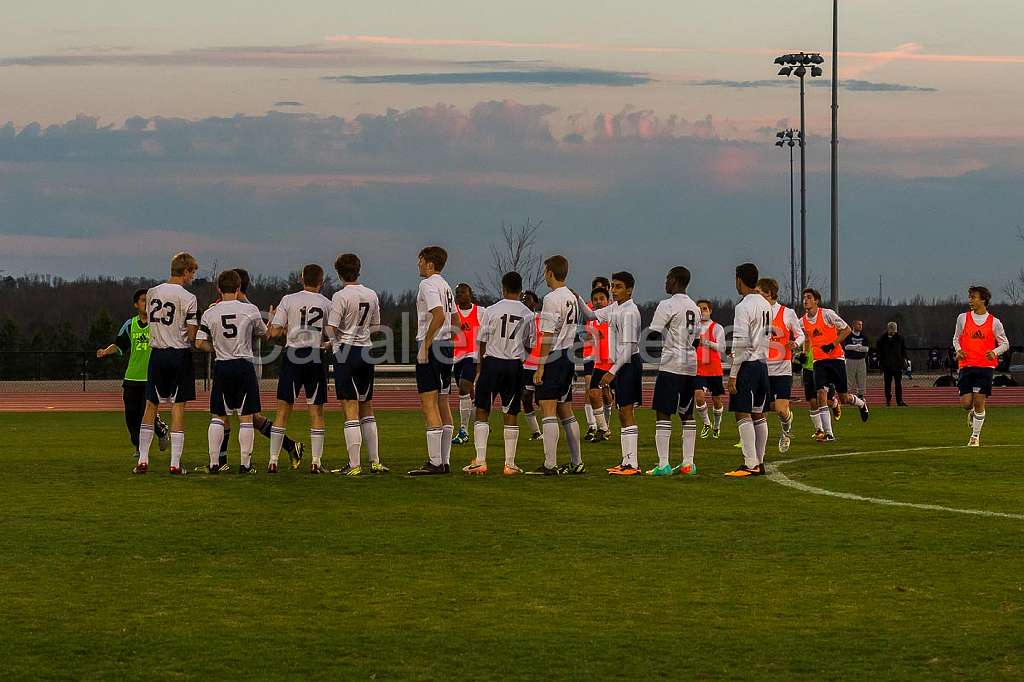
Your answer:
[503,463,524,476]
[609,465,642,476]
[266,462,279,474]
[831,402,842,421]
[646,464,674,477]
[733,442,743,449]
[462,462,488,475]
[408,462,447,476]
[205,464,222,475]
[525,464,560,476]
[778,433,792,454]
[560,462,587,475]
[309,462,328,474]
[700,424,711,439]
[594,429,610,442]
[967,436,980,447]
[168,465,188,476]
[443,463,451,474]
[859,402,869,422]
[678,463,698,476]
[530,431,543,441]
[606,463,624,473]
[157,424,170,452]
[584,426,597,443]
[331,464,362,476]
[814,430,826,443]
[370,462,390,474]
[824,433,836,442]
[195,463,230,474]
[289,442,304,470]
[724,464,762,478]
[712,428,721,439]
[132,462,148,475]
[452,429,470,445]
[238,464,257,475]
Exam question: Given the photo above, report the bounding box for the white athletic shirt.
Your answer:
[768,302,806,377]
[416,274,454,342]
[328,284,381,348]
[479,299,536,361]
[649,293,702,376]
[272,290,331,349]
[582,298,641,374]
[730,292,773,377]
[197,299,266,361]
[539,286,580,352]
[952,312,1010,355]
[145,282,198,349]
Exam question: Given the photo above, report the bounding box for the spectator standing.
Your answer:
[844,320,869,399]
[876,322,909,406]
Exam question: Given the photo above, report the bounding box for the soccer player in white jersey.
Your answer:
[578,271,643,475]
[758,278,805,454]
[725,263,773,478]
[530,255,585,475]
[463,271,536,475]
[451,283,482,446]
[195,269,267,475]
[519,290,543,441]
[953,285,1009,446]
[800,288,869,443]
[267,264,332,474]
[408,246,457,476]
[646,266,703,476]
[134,252,199,475]
[326,253,388,476]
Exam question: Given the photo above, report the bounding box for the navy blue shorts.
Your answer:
[695,375,726,397]
[277,347,328,405]
[729,361,770,414]
[769,375,793,404]
[651,371,696,417]
[475,357,524,415]
[333,344,375,402]
[535,349,575,403]
[958,367,994,397]
[802,369,817,401]
[583,360,595,376]
[145,348,196,404]
[813,359,848,395]
[415,342,454,395]
[613,354,643,408]
[210,359,262,416]
[590,368,612,390]
[453,356,477,386]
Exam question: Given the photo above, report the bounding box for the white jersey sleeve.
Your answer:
[415,275,454,342]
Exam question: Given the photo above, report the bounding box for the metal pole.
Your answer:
[830,0,840,310]
[790,144,797,306]
[799,74,808,293]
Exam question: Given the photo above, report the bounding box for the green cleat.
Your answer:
[700,424,711,439]
[557,462,587,475]
[646,464,674,476]
[370,461,390,474]
[452,429,470,445]
[712,428,721,439]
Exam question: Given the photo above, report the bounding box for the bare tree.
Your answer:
[1002,226,1024,304]
[475,218,546,300]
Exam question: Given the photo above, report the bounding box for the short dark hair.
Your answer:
[302,264,324,287]
[217,269,241,294]
[802,288,822,303]
[969,285,992,305]
[758,278,779,299]
[667,266,690,293]
[544,255,569,281]
[612,271,635,290]
[501,272,523,294]
[522,290,539,305]
[455,282,472,293]
[233,268,250,294]
[132,288,147,304]
[696,299,712,309]
[736,263,759,289]
[334,253,361,282]
[419,246,448,272]
[591,276,610,290]
[591,287,609,300]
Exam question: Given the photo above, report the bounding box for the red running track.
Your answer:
[3,386,1024,413]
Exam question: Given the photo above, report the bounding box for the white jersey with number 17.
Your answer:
[479,299,537,361]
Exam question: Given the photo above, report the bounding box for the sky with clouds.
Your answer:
[1,0,1022,301]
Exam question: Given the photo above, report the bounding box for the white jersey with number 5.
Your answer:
[479,299,537,361]
[146,282,198,349]
[539,286,580,352]
[730,292,772,377]
[328,284,381,348]
[649,293,702,376]
[197,300,267,361]
[272,290,331,349]
[416,274,454,342]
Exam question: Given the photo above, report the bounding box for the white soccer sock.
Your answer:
[344,420,362,468]
[138,424,154,466]
[361,417,380,464]
[849,394,866,408]
[712,407,724,431]
[426,427,443,466]
[542,417,560,468]
[681,419,697,466]
[810,408,823,432]
[238,423,254,467]
[525,411,540,434]
[655,420,672,467]
[753,418,769,464]
[972,411,986,438]
[310,428,325,466]
[595,411,608,432]
[441,424,454,465]
[170,431,185,469]
[604,404,612,423]
[474,421,490,464]
[737,417,757,469]
[695,402,710,426]
[584,403,597,429]
[819,408,833,437]
[620,425,639,467]
[208,418,225,467]
[503,426,519,466]
[459,395,473,431]
[562,416,583,466]
[269,426,285,465]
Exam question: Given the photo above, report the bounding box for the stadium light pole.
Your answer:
[776,129,801,307]
[830,0,840,310]
[775,52,824,293]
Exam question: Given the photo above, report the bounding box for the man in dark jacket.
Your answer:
[876,322,908,406]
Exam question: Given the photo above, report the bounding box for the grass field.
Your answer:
[3,406,1023,680]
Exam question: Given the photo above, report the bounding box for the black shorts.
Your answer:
[475,357,524,415]
[651,371,696,417]
[277,347,328,405]
[522,367,537,391]
[583,359,595,376]
[589,368,612,390]
[769,375,793,405]
[211,359,262,416]
[958,367,994,397]
[145,348,196,404]
[813,359,848,396]
[695,375,726,397]
[613,355,643,408]
[333,344,375,402]
[802,368,817,402]
[729,361,770,414]
[535,349,575,403]
[416,342,454,395]
[453,356,477,386]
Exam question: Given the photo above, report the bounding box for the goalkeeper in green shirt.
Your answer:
[96,289,169,457]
